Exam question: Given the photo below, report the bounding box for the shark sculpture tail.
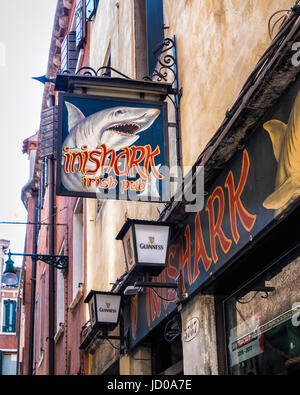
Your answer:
[263,89,300,213]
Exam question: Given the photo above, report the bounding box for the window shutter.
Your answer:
[75,0,86,49]
[3,300,9,332]
[61,32,78,73]
[7,300,13,332]
[40,106,58,158]
[145,0,164,77]
[12,301,17,333]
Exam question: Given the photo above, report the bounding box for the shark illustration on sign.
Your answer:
[61,103,161,194]
[263,89,300,214]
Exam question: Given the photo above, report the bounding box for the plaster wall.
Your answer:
[85,0,296,374]
[181,295,218,375]
[163,0,295,169]
[87,0,296,300]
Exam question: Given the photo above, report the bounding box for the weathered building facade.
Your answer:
[0,240,19,375]
[18,0,300,375]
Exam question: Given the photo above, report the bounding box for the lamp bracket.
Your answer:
[98,334,126,341]
[98,328,131,353]
[134,281,178,289]
[31,254,68,270]
[5,252,68,271]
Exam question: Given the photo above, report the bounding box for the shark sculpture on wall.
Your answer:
[263,89,300,214]
[61,102,161,194]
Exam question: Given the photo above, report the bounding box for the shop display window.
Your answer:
[224,255,300,375]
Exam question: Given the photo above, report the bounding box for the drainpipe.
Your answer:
[28,191,38,375]
[48,155,55,375]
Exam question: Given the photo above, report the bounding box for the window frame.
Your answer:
[145,0,165,77]
[85,0,99,21]
[1,298,17,334]
[72,198,84,306]
[56,243,65,334]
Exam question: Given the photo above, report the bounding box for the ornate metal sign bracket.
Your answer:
[144,36,183,169]
[34,36,182,169]
[7,252,68,271]
[145,36,182,108]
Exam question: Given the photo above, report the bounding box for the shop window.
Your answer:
[145,0,164,77]
[102,360,119,375]
[61,32,78,73]
[223,255,300,375]
[1,299,16,333]
[151,315,183,375]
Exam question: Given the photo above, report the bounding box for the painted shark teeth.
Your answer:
[105,122,140,136]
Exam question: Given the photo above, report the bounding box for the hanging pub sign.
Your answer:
[56,92,169,201]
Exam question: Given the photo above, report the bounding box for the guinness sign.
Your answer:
[116,219,172,282]
[84,290,122,331]
[139,241,164,250]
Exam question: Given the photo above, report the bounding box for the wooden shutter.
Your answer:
[12,300,17,333]
[75,0,86,49]
[145,0,164,76]
[2,300,9,332]
[40,106,58,158]
[61,32,78,73]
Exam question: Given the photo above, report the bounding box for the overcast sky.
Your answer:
[0,0,57,266]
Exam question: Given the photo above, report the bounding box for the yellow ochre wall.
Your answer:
[85,0,295,373]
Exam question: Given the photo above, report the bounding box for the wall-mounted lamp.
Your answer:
[2,250,18,285]
[116,219,172,279]
[4,251,68,271]
[80,290,128,351]
[85,290,122,332]
[116,219,181,295]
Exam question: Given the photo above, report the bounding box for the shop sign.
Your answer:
[183,317,200,342]
[228,315,264,367]
[56,93,169,201]
[125,80,300,350]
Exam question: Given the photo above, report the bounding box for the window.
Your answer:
[72,199,84,302]
[145,0,164,77]
[56,244,65,333]
[151,315,183,375]
[61,32,78,73]
[39,158,48,210]
[75,0,86,49]
[39,272,45,362]
[33,300,38,373]
[1,353,17,375]
[1,299,17,333]
[86,0,99,21]
[223,256,300,375]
